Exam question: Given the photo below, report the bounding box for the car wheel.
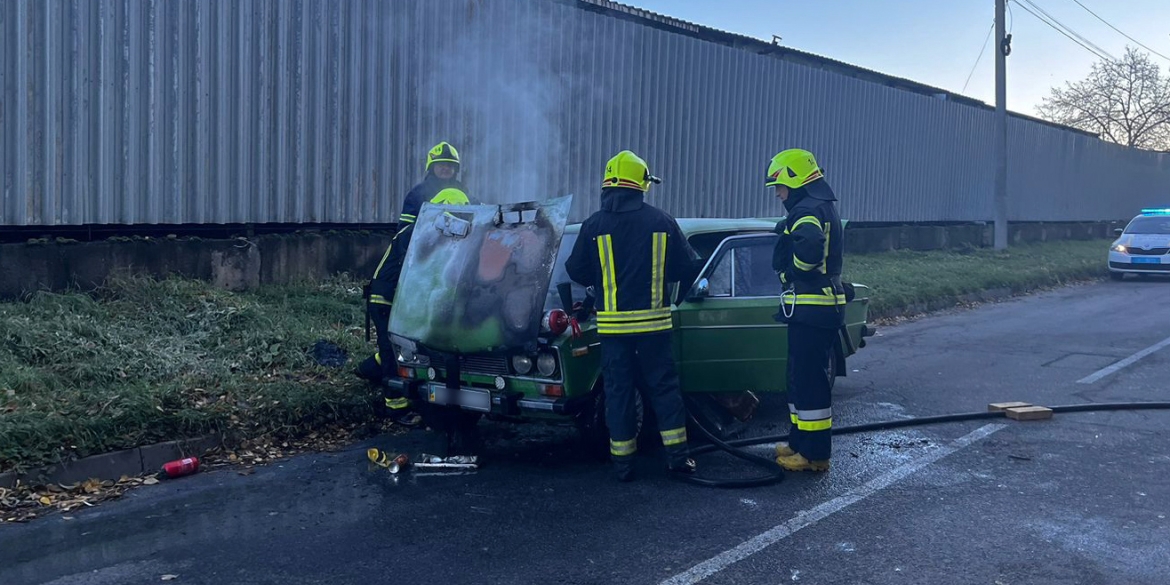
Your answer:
[575,382,643,461]
[1110,272,1125,281]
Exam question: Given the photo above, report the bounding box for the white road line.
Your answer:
[659,423,1005,585]
[1077,334,1170,384]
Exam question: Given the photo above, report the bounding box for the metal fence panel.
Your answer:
[2,0,1168,227]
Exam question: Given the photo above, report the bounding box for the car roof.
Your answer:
[565,217,780,236]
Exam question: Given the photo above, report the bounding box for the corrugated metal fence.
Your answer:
[2,0,1168,227]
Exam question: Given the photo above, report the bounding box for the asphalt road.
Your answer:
[3,280,1169,585]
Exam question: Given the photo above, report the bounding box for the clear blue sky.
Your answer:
[626,0,1170,113]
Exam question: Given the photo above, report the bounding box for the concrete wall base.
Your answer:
[0,222,1121,298]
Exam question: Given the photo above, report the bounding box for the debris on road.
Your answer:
[367,448,410,474]
[0,475,159,523]
[415,454,478,471]
[366,450,479,474]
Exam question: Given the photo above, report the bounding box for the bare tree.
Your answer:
[1037,47,1170,150]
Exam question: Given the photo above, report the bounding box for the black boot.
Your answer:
[613,456,635,482]
[668,457,697,475]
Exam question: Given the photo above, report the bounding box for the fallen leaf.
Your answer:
[143,477,159,486]
[39,496,51,505]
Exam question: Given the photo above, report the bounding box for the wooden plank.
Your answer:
[1005,406,1054,421]
[988,401,1032,412]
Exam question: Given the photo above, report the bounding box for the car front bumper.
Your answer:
[386,377,575,416]
[1109,250,1170,273]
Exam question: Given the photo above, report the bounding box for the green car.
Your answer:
[385,208,873,450]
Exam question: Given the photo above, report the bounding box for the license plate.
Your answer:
[1132,257,1161,264]
[427,384,492,412]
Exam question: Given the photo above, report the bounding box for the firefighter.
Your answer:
[566,150,701,482]
[766,148,845,472]
[399,142,464,226]
[358,187,471,423]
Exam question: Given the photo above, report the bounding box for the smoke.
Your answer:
[417,1,602,212]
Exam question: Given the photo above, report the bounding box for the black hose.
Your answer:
[679,401,1170,488]
[680,412,787,488]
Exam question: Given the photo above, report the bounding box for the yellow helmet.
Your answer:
[602,150,660,192]
[426,142,460,171]
[765,149,823,189]
[429,188,469,205]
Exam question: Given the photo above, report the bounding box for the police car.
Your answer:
[1109,208,1170,280]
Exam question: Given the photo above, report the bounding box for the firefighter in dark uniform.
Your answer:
[398,142,464,226]
[358,188,471,422]
[566,150,701,482]
[766,149,846,472]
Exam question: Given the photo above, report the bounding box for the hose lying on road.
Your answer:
[679,401,1170,489]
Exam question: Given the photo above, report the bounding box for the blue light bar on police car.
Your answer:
[1140,208,1170,215]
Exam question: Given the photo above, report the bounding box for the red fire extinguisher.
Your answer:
[160,457,200,479]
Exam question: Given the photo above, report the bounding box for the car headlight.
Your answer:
[536,352,557,378]
[1113,244,1128,253]
[511,355,533,375]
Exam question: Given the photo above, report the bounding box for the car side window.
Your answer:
[701,234,781,298]
[733,242,781,297]
[706,252,733,297]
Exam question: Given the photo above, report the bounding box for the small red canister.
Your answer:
[160,457,200,479]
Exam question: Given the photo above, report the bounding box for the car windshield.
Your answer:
[1125,216,1170,235]
[545,232,584,313]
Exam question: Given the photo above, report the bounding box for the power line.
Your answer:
[1010,0,1112,61]
[963,22,996,93]
[1069,0,1170,62]
[1016,0,1115,60]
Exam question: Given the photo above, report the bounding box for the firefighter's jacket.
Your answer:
[772,190,846,329]
[566,188,700,336]
[368,223,415,307]
[399,175,463,224]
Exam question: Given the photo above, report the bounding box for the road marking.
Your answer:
[1077,334,1170,384]
[659,424,1005,585]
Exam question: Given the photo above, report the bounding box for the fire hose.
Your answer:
[678,401,1170,489]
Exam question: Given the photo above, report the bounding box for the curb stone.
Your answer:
[0,434,221,489]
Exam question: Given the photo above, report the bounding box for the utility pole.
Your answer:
[994,0,1009,249]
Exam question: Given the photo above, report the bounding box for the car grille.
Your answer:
[416,348,510,376]
[462,355,510,376]
[1110,261,1170,271]
[1127,247,1170,255]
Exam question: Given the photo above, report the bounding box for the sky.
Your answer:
[625,0,1170,114]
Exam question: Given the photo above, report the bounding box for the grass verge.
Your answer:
[844,239,1110,320]
[0,239,1113,473]
[0,275,376,474]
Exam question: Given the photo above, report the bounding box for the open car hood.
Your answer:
[388,195,573,354]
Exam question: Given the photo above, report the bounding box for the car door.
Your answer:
[674,233,788,394]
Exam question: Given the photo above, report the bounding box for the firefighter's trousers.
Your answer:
[786,322,836,461]
[357,304,410,412]
[600,332,689,469]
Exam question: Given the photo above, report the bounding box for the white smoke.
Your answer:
[417,0,606,215]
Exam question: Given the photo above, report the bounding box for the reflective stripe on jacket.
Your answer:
[565,188,701,336]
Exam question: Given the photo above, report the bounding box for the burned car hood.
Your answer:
[388,196,573,354]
